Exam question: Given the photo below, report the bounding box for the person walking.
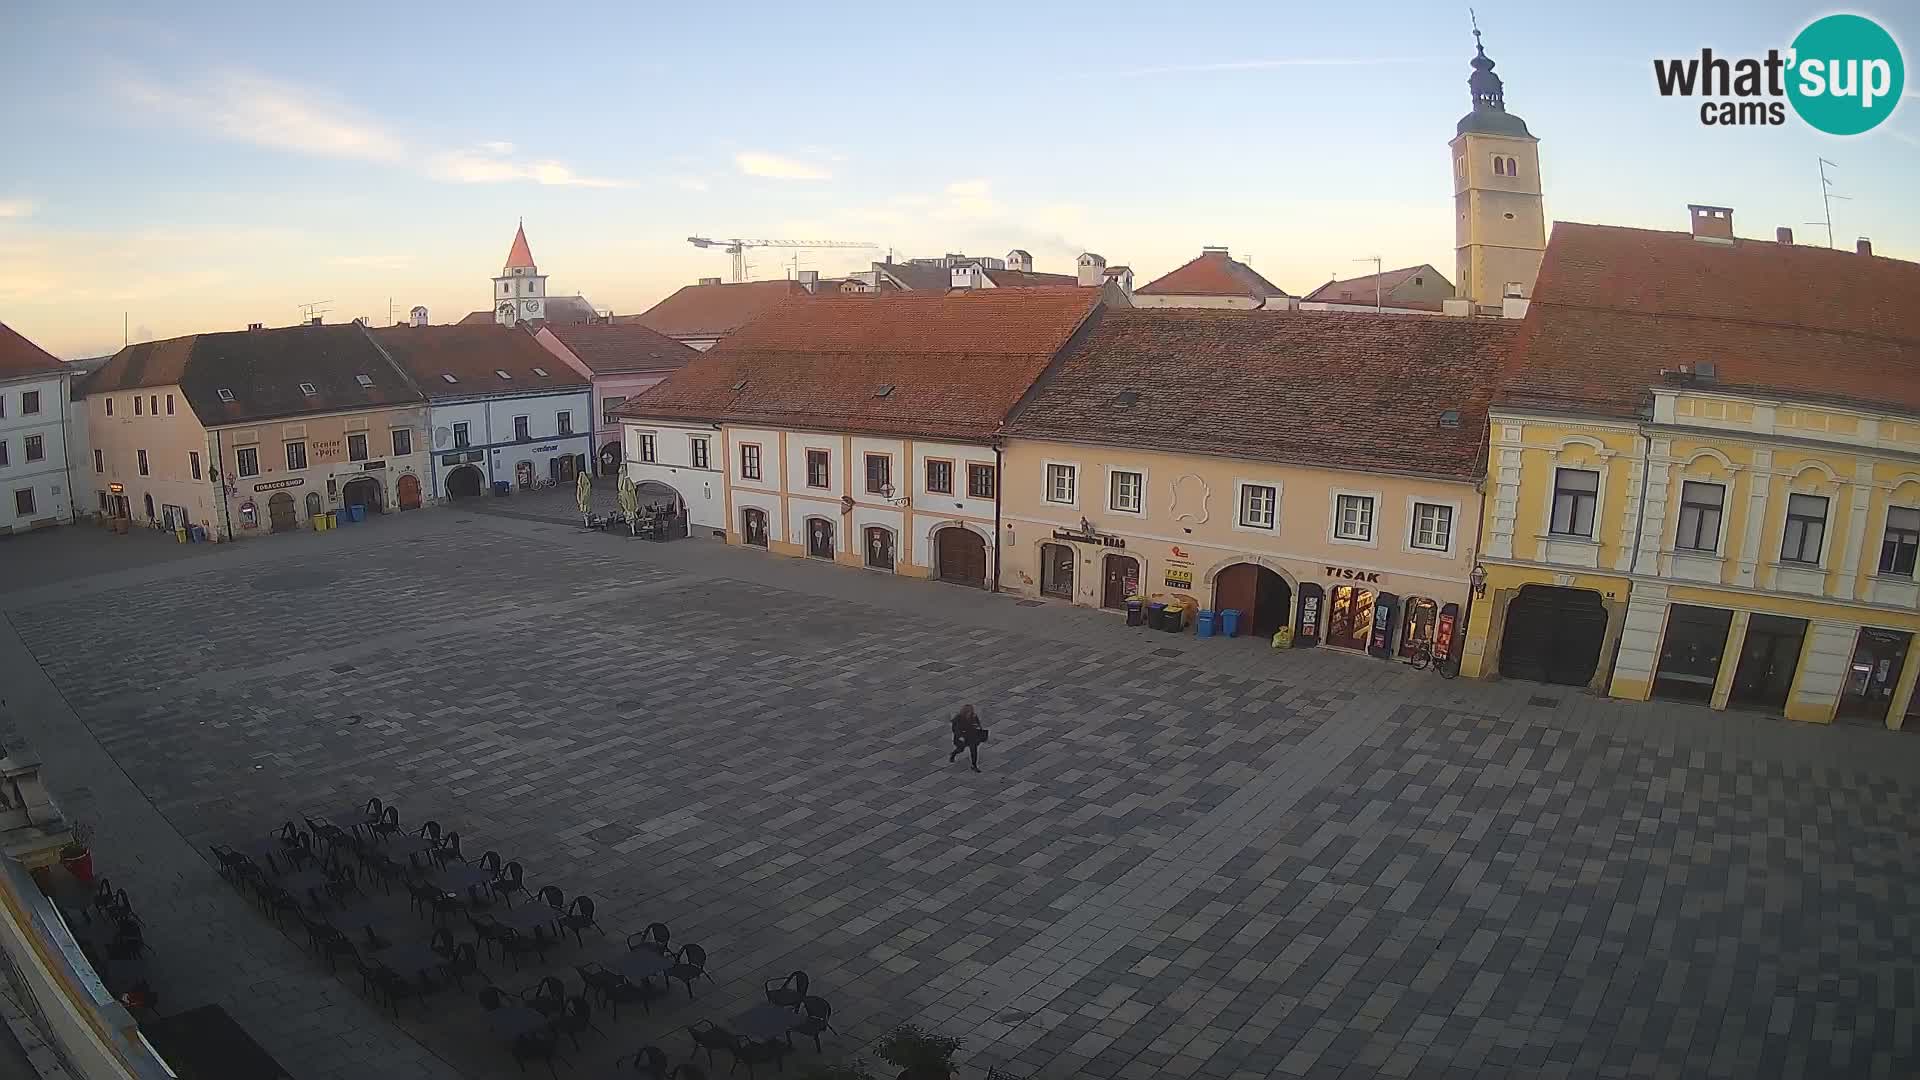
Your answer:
[948,705,988,772]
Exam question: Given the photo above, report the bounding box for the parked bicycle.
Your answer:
[1406,639,1458,679]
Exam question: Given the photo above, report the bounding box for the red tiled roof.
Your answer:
[1499,222,1920,419]
[982,268,1080,288]
[0,320,64,377]
[541,322,701,375]
[619,287,1107,441]
[1006,309,1516,482]
[1135,249,1291,299]
[371,324,588,397]
[632,280,809,340]
[1303,265,1442,303]
[504,223,536,269]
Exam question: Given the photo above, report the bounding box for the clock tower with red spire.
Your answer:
[492,220,548,326]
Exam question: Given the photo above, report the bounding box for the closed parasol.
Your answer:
[618,468,639,535]
[575,469,594,522]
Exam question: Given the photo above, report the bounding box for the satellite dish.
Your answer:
[433,426,451,449]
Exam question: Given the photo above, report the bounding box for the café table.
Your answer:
[490,905,559,935]
[487,1005,550,1041]
[612,949,672,981]
[375,943,446,981]
[735,1004,806,1043]
[382,835,439,864]
[432,865,497,894]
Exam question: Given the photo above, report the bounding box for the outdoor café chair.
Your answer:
[764,971,808,1009]
[511,1027,566,1079]
[443,942,483,990]
[496,925,553,971]
[478,849,504,875]
[535,884,566,916]
[491,861,529,907]
[469,913,508,961]
[433,831,467,867]
[553,995,605,1050]
[728,1033,787,1079]
[522,975,567,1017]
[614,1045,671,1078]
[631,922,671,955]
[369,806,402,842]
[416,819,443,844]
[358,849,403,896]
[479,985,508,1012]
[668,943,711,999]
[685,1021,733,1068]
[794,996,837,1054]
[560,895,605,945]
[325,863,367,905]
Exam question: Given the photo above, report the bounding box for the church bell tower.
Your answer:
[1449,27,1545,311]
[493,221,547,326]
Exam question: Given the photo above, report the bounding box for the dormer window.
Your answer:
[217,388,235,403]
[299,382,317,396]
[441,373,458,384]
[495,369,512,380]
[532,367,549,377]
[355,374,374,387]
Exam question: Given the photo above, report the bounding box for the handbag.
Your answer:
[974,728,990,744]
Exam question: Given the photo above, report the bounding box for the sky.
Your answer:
[2,1,1916,358]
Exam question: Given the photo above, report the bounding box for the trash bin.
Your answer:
[1126,599,1144,627]
[1161,606,1184,633]
[1146,602,1167,630]
[349,504,366,523]
[493,480,511,497]
[1220,609,1241,638]
[175,527,188,544]
[324,512,338,530]
[1196,610,1216,638]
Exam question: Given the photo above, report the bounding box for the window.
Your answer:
[495,370,512,381]
[1334,494,1375,541]
[740,444,762,480]
[968,463,996,500]
[1882,507,1920,577]
[926,459,953,495]
[106,398,113,416]
[532,367,549,377]
[355,374,373,388]
[137,449,148,475]
[134,396,143,415]
[165,393,174,415]
[440,373,458,384]
[1411,502,1453,551]
[865,453,891,494]
[24,435,43,463]
[189,451,201,480]
[13,489,33,516]
[348,433,368,461]
[1781,493,1828,565]
[1493,155,1506,176]
[1675,481,1725,553]
[806,449,830,488]
[691,438,710,469]
[638,434,657,463]
[217,388,235,402]
[0,441,7,466]
[1550,468,1600,537]
[453,422,471,449]
[22,390,40,415]
[392,428,412,457]
[93,448,103,473]
[1109,469,1143,513]
[513,415,530,441]
[1045,463,1077,505]
[236,447,260,477]
[97,491,107,511]
[558,411,572,436]
[1239,484,1277,529]
[602,396,627,424]
[149,394,157,414]
[285,440,308,470]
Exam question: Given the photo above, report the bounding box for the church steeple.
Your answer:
[492,220,547,326]
[1469,28,1505,112]
[1448,17,1545,311]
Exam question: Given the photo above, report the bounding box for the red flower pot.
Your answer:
[61,849,94,884]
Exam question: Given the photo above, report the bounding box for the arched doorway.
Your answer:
[635,481,683,515]
[142,493,155,520]
[446,465,485,498]
[1102,554,1140,609]
[268,492,297,533]
[741,507,769,547]
[864,526,896,571]
[599,442,621,475]
[935,526,988,588]
[806,517,835,559]
[397,473,422,510]
[304,491,322,519]
[341,476,383,514]
[1212,562,1293,637]
[1499,585,1607,686]
[1040,542,1074,600]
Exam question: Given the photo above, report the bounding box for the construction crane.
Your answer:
[686,237,879,283]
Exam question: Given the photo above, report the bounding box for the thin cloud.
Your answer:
[480,140,516,154]
[1093,56,1444,78]
[735,152,832,181]
[430,150,627,188]
[0,198,35,219]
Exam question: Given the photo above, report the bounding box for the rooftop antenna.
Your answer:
[297,299,333,324]
[1804,158,1848,248]
[1355,255,1384,312]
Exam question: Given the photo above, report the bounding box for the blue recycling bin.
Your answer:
[1146,602,1167,630]
[1196,610,1216,638]
[349,504,366,523]
[1220,609,1241,638]
[493,480,511,497]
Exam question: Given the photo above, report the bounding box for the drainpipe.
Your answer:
[213,428,234,540]
[991,441,1004,593]
[59,373,76,524]
[1458,475,1489,673]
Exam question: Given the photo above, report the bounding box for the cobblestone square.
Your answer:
[5,509,1920,1079]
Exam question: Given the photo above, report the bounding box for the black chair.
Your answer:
[325,863,367,905]
[497,925,553,971]
[492,861,528,906]
[535,885,566,915]
[282,831,317,871]
[209,844,245,884]
[434,831,467,868]
[686,1021,733,1068]
[553,995,604,1051]
[370,806,401,842]
[794,996,837,1054]
[408,879,449,921]
[576,962,622,1003]
[512,1027,566,1079]
[522,975,567,1017]
[417,819,443,844]
[358,850,403,896]
[469,913,508,961]
[444,942,483,990]
[560,896,605,946]
[478,850,504,875]
[764,971,808,1009]
[668,944,711,999]
[615,1046,671,1079]
[262,886,302,927]
[729,1034,787,1079]
[631,922,671,955]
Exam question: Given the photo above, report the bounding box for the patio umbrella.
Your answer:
[618,468,639,536]
[575,469,593,524]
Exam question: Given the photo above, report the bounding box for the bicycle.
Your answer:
[1406,640,1458,679]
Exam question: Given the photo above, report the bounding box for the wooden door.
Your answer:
[742,508,768,547]
[1102,555,1139,609]
[1040,543,1074,599]
[806,518,834,559]
[1212,563,1258,622]
[268,492,297,533]
[937,527,987,588]
[865,527,896,570]
[1500,585,1608,685]
[397,474,422,510]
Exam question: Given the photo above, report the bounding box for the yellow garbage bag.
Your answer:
[1272,627,1294,649]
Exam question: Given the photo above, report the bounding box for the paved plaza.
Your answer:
[5,506,1920,1079]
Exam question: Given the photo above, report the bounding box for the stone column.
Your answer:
[1710,610,1751,711]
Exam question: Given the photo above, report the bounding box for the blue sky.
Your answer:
[2,0,1915,357]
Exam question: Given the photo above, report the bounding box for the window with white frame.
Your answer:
[285,440,307,470]
[1334,493,1375,542]
[1109,469,1143,513]
[1410,502,1452,551]
[691,437,710,469]
[1045,463,1077,505]
[1239,484,1276,529]
[1674,481,1724,553]
[638,434,657,463]
[1881,507,1920,577]
[1781,493,1828,565]
[348,433,369,462]
[236,447,259,478]
[1550,468,1600,537]
[453,422,471,449]
[740,444,762,480]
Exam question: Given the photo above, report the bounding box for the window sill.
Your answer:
[1538,533,1599,545]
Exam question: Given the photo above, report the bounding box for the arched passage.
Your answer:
[341,476,384,514]
[1211,561,1293,637]
[445,464,485,499]
[933,524,989,588]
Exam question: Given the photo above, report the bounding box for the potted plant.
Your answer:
[875,1025,961,1080]
[60,822,95,884]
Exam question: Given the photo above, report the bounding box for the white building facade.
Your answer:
[0,368,72,533]
[427,388,593,499]
[620,418,726,533]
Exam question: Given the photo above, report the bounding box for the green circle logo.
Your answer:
[1788,14,1904,135]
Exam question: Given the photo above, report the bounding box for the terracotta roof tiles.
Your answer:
[1135,249,1291,299]
[632,280,809,340]
[540,322,701,375]
[370,324,587,398]
[0,320,65,378]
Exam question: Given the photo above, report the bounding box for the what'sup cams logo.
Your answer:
[1654,14,1904,134]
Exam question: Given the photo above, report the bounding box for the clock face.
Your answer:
[521,298,540,312]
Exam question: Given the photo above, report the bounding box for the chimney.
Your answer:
[1442,298,1472,318]
[1776,227,1793,245]
[1201,245,1230,255]
[248,322,264,331]
[309,316,323,326]
[698,276,722,286]
[1857,237,1874,256]
[796,270,820,293]
[1688,204,1735,244]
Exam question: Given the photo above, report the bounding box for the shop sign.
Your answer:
[534,444,559,453]
[1052,527,1125,548]
[1165,568,1193,590]
[441,452,463,466]
[1295,583,1324,647]
[362,460,387,471]
[108,482,125,494]
[313,439,345,462]
[253,477,305,492]
[1326,566,1381,583]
